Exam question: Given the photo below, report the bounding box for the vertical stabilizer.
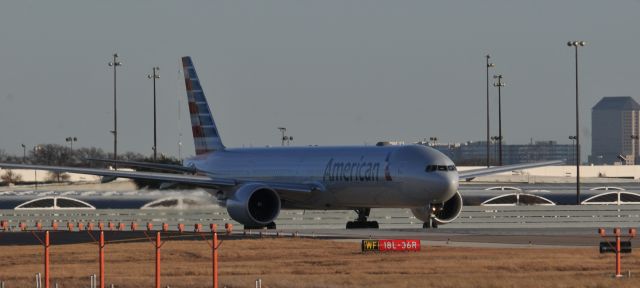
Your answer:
[181,56,225,155]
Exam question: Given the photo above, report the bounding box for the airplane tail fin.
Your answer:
[181,56,225,155]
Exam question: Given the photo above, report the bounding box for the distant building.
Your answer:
[422,140,574,165]
[590,96,640,165]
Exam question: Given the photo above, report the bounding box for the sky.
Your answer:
[1,1,639,160]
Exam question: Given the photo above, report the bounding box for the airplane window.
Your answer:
[426,165,456,172]
[425,165,436,172]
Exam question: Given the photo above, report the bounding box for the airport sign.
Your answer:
[361,239,420,252]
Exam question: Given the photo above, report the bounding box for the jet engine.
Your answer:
[226,183,281,227]
[411,191,463,225]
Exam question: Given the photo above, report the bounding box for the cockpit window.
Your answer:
[425,164,456,172]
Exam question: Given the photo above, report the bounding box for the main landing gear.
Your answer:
[346,208,379,229]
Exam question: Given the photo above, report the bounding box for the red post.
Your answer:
[614,228,622,277]
[599,227,635,278]
[44,231,50,288]
[156,231,161,288]
[616,234,622,277]
[616,236,622,277]
[213,229,218,288]
[99,231,105,288]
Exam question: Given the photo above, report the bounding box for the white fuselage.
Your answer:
[185,145,459,210]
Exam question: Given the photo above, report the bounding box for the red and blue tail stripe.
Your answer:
[182,56,225,155]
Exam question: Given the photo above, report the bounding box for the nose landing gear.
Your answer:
[423,203,440,229]
[346,208,379,229]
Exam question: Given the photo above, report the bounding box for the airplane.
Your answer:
[0,56,562,229]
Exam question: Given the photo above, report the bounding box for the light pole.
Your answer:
[65,137,77,151]
[108,53,122,169]
[491,136,500,165]
[493,74,505,166]
[631,135,638,164]
[147,66,160,160]
[486,55,495,167]
[568,41,585,205]
[34,145,42,190]
[20,144,26,163]
[278,127,293,146]
[569,136,576,164]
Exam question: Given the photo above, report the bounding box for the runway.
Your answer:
[1,182,639,248]
[1,226,636,249]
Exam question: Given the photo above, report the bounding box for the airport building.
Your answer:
[590,96,640,165]
[422,140,575,165]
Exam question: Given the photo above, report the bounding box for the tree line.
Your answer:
[0,144,183,187]
[0,144,181,168]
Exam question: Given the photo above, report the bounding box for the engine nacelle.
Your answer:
[411,191,463,225]
[226,183,281,227]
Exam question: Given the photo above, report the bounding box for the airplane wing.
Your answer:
[0,163,318,193]
[85,158,197,174]
[458,160,564,181]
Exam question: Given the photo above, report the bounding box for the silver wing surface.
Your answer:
[458,160,564,181]
[0,163,317,194]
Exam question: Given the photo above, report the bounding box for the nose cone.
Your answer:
[433,172,459,202]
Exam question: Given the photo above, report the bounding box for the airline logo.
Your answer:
[323,157,382,182]
[323,153,393,183]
